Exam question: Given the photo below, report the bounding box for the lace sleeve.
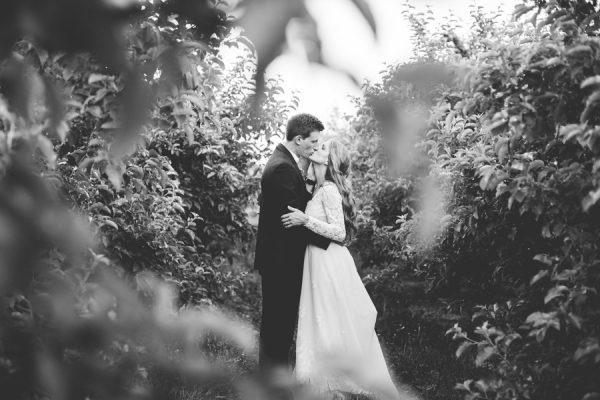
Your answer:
[304,183,346,242]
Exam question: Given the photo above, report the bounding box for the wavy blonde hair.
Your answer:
[324,140,356,241]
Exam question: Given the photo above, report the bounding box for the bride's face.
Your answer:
[309,139,331,165]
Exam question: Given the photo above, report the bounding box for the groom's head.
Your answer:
[286,113,324,158]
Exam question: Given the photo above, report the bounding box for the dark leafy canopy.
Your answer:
[348,1,600,399]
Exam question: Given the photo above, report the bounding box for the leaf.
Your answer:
[475,346,495,366]
[537,10,568,30]
[235,36,255,51]
[478,166,495,191]
[181,92,205,110]
[558,124,583,142]
[530,269,549,285]
[101,121,119,130]
[90,203,112,215]
[100,220,119,230]
[586,127,600,153]
[87,106,103,118]
[127,165,144,179]
[568,313,583,330]
[529,159,545,171]
[514,4,536,20]
[526,311,546,326]
[456,341,475,358]
[474,380,489,393]
[582,187,600,212]
[544,57,564,67]
[529,9,541,27]
[533,254,554,265]
[488,118,508,135]
[495,182,509,198]
[349,0,377,36]
[455,380,473,392]
[544,285,569,304]
[585,91,600,108]
[88,73,112,84]
[512,188,526,203]
[581,76,600,89]
[574,341,600,363]
[566,44,592,57]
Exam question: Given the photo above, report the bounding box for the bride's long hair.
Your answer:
[324,140,356,241]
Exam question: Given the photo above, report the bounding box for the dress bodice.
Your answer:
[304,182,346,243]
[305,186,327,220]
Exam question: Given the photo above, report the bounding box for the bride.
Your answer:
[281,139,411,400]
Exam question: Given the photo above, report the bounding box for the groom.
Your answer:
[255,113,331,371]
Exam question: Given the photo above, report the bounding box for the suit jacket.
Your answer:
[254,144,331,274]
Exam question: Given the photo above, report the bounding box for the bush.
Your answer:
[349,2,600,399]
[0,3,281,398]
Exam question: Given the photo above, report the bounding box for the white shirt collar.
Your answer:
[290,149,300,166]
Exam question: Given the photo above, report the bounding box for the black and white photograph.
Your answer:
[1,1,599,400]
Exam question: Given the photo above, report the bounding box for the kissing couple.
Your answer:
[255,114,412,400]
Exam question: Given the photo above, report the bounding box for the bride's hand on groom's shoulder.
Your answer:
[281,206,308,228]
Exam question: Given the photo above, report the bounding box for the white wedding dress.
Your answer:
[295,181,402,400]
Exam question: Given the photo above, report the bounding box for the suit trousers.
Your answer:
[259,263,303,370]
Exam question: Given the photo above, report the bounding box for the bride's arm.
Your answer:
[304,184,346,242]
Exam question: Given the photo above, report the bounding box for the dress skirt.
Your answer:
[295,242,400,399]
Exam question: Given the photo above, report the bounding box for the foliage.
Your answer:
[0,0,384,397]
[0,1,303,399]
[437,6,600,398]
[349,1,600,399]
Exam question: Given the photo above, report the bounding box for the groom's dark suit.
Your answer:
[255,144,330,369]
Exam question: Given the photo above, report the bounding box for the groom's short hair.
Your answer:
[286,113,324,141]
